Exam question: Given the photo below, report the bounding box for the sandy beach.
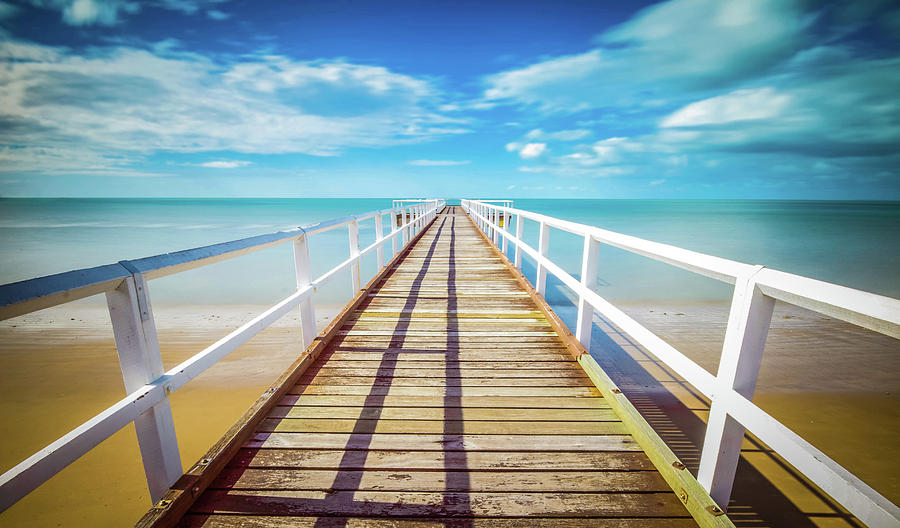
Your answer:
[0,300,897,526]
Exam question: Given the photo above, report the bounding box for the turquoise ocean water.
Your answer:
[1,199,898,310]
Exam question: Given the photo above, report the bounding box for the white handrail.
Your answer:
[462,199,900,528]
[0,198,445,511]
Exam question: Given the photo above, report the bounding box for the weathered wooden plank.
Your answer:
[229,449,654,471]
[243,433,639,451]
[267,406,613,421]
[210,468,669,493]
[295,376,595,387]
[255,418,627,435]
[337,330,559,337]
[317,360,577,369]
[277,395,610,409]
[190,490,690,518]
[286,385,602,397]
[328,344,572,352]
[344,319,551,328]
[322,352,573,361]
[181,515,697,527]
[304,367,589,378]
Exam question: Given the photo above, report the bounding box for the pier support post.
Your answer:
[576,235,601,349]
[348,220,361,291]
[391,211,399,256]
[514,213,524,269]
[698,266,773,509]
[536,221,550,296]
[106,274,182,503]
[492,208,499,245]
[401,208,409,246]
[375,213,385,269]
[293,234,317,348]
[502,208,509,255]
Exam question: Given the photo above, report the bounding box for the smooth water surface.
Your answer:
[2,198,898,307]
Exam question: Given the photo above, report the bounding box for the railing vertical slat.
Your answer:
[401,208,409,246]
[348,220,361,292]
[492,209,499,245]
[697,266,774,508]
[536,221,550,296]
[501,209,509,255]
[105,275,182,502]
[293,234,317,348]
[514,213,524,269]
[576,235,601,349]
[391,211,399,257]
[375,213,385,270]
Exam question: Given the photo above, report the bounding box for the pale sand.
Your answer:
[0,301,897,526]
[0,303,339,527]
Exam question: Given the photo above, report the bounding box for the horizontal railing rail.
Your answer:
[462,199,900,528]
[0,198,445,512]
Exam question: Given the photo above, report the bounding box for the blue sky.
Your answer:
[0,0,898,199]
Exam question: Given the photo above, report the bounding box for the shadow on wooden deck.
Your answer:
[586,315,864,528]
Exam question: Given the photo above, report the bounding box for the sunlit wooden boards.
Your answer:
[182,206,696,526]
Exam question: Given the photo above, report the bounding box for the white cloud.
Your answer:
[407,159,470,166]
[656,56,900,156]
[649,179,666,186]
[0,41,466,175]
[199,160,250,168]
[660,87,792,128]
[24,0,229,25]
[0,1,20,18]
[525,128,591,141]
[518,143,546,159]
[482,0,810,112]
[206,8,228,20]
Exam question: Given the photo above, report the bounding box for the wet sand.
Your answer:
[0,301,897,526]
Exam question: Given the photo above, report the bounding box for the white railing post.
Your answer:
[514,213,524,269]
[390,211,399,257]
[697,266,774,508]
[502,209,509,255]
[401,208,409,246]
[105,273,182,503]
[492,208,499,245]
[576,235,601,349]
[536,221,550,296]
[293,234,317,348]
[375,213,385,270]
[348,220,361,291]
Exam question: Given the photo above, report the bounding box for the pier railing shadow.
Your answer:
[586,313,865,527]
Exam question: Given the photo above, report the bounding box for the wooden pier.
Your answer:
[136,206,722,527]
[3,199,897,526]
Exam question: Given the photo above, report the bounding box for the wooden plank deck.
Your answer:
[139,206,708,527]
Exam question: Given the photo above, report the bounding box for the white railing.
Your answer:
[0,199,445,512]
[461,199,900,528]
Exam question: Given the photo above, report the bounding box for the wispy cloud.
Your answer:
[483,0,900,186]
[0,40,466,175]
[505,142,546,159]
[407,159,470,166]
[199,160,250,168]
[20,0,229,26]
[525,128,591,141]
[206,8,228,20]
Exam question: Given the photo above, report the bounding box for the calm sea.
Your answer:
[1,198,898,309]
